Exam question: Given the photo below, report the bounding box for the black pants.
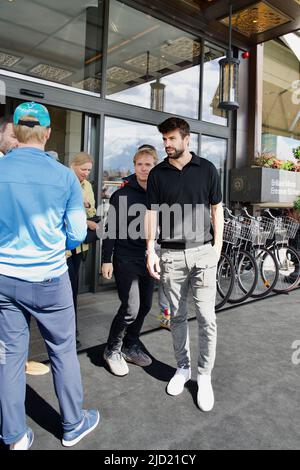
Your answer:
[67,251,83,337]
[107,257,154,352]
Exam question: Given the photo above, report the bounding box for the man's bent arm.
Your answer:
[65,178,87,250]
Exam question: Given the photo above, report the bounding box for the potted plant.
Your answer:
[286,196,300,251]
[293,146,300,161]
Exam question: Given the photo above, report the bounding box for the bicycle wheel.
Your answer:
[228,249,258,304]
[251,247,279,299]
[215,252,235,310]
[272,245,300,293]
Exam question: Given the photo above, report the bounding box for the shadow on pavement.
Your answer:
[0,441,8,451]
[86,342,176,383]
[25,385,61,441]
[0,386,61,451]
[143,355,176,383]
[86,343,107,368]
[185,380,198,407]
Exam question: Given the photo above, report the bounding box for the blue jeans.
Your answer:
[0,272,83,445]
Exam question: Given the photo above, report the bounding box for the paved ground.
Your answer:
[1,289,300,450]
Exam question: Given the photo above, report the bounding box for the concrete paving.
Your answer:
[1,289,300,450]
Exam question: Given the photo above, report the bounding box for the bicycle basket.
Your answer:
[274,217,300,242]
[252,217,276,245]
[223,219,241,244]
[237,217,260,243]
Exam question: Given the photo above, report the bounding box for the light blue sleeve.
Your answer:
[65,176,87,250]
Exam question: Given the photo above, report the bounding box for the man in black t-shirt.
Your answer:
[145,117,224,412]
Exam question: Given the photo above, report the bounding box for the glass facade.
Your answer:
[103,117,199,201]
[0,0,231,292]
[202,42,227,126]
[106,0,201,118]
[0,0,104,93]
[201,135,227,193]
[262,37,300,159]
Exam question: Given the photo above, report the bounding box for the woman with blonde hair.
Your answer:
[68,152,98,349]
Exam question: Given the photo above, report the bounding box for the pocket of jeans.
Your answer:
[160,257,174,274]
[34,275,73,310]
[195,251,217,270]
[202,266,217,287]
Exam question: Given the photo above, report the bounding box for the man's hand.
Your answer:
[87,220,98,231]
[213,242,222,261]
[102,263,113,280]
[147,251,161,280]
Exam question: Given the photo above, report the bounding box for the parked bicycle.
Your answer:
[216,206,300,310]
[263,208,300,293]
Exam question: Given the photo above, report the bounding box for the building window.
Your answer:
[262,37,300,160]
[102,116,199,201]
[106,0,201,119]
[201,135,227,193]
[202,42,228,126]
[0,0,104,93]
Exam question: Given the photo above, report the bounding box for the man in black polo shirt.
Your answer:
[145,117,224,412]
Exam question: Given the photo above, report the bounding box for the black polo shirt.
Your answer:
[146,152,222,248]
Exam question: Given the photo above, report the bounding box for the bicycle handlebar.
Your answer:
[224,206,238,220]
[242,207,256,220]
[263,208,276,220]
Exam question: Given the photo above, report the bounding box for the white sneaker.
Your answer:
[10,428,34,450]
[104,349,129,377]
[167,368,191,396]
[197,375,214,412]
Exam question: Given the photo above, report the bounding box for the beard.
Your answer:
[166,147,185,160]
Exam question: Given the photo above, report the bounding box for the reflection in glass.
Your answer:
[203,42,228,126]
[262,39,300,160]
[103,117,199,199]
[107,0,201,119]
[201,135,227,193]
[0,0,103,93]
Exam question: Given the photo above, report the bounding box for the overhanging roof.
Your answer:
[134,0,300,49]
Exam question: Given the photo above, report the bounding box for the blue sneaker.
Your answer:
[62,410,100,448]
[10,428,34,450]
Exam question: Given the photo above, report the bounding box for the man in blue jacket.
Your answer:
[0,102,99,450]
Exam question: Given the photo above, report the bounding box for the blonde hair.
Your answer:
[14,116,49,144]
[133,148,158,166]
[71,152,93,167]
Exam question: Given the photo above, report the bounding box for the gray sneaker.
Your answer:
[122,344,152,367]
[104,348,129,376]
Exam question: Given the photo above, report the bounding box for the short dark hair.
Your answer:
[0,115,13,133]
[157,117,190,139]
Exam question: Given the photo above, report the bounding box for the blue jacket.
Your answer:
[0,147,87,281]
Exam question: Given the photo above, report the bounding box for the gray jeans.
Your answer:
[160,244,218,375]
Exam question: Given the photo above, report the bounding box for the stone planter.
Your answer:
[230,167,300,204]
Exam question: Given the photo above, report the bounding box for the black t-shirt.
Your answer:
[146,152,222,247]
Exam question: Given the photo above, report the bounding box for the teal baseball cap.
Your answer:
[13,102,51,127]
